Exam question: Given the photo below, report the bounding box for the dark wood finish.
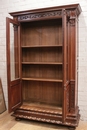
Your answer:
[68,127,76,130]
[22,81,62,106]
[6,4,81,129]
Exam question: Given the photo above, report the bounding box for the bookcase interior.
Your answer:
[21,19,63,112]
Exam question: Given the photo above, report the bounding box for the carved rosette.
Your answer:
[18,11,62,21]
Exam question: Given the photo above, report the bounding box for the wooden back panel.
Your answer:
[21,19,62,46]
[21,19,63,108]
[22,47,62,62]
[22,81,62,107]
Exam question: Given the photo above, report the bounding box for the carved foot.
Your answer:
[68,127,76,130]
[15,117,21,121]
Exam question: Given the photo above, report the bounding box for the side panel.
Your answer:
[6,17,22,112]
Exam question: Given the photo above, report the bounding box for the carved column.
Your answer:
[67,10,77,113]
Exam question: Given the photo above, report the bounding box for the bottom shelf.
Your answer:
[12,102,80,128]
[20,102,62,115]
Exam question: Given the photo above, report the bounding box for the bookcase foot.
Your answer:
[15,117,21,121]
[68,127,76,130]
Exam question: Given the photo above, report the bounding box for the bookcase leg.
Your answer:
[68,127,76,130]
[15,117,21,121]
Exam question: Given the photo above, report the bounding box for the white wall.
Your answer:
[0,0,87,121]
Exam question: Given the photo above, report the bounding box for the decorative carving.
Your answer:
[67,10,76,26]
[71,86,74,108]
[17,109,59,117]
[15,114,62,124]
[13,25,18,31]
[69,19,75,26]
[64,81,70,113]
[70,80,75,112]
[14,114,77,126]
[66,85,69,113]
[18,11,62,21]
[20,105,62,114]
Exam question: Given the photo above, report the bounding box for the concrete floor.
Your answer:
[0,111,87,130]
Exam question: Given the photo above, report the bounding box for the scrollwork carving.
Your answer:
[15,114,62,124]
[64,81,70,113]
[18,11,62,21]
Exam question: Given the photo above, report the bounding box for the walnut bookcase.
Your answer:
[6,4,81,130]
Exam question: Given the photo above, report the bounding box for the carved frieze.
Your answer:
[18,11,62,21]
[16,114,62,124]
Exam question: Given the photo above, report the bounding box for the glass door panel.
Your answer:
[10,23,19,81]
[6,17,22,112]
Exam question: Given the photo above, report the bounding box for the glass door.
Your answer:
[6,18,22,112]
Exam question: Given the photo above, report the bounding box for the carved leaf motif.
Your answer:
[18,11,62,21]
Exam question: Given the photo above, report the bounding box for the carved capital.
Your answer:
[13,24,18,31]
[67,10,77,26]
[69,19,75,26]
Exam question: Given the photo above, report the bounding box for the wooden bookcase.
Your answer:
[6,4,81,130]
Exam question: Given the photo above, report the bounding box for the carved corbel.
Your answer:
[67,10,77,26]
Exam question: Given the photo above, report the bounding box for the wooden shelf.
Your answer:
[22,62,63,65]
[22,78,63,82]
[20,102,62,115]
[21,45,62,48]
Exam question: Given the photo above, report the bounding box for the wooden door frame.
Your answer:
[6,17,22,112]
